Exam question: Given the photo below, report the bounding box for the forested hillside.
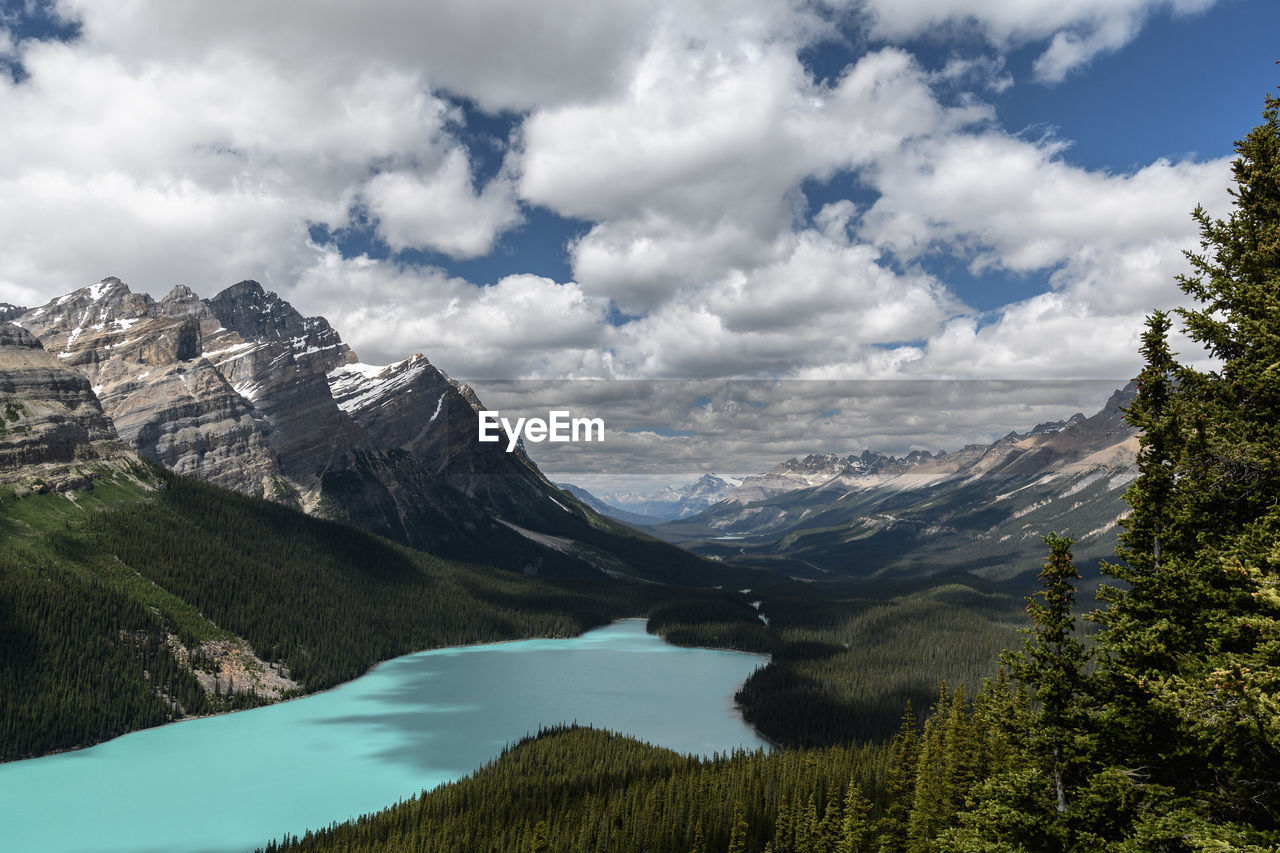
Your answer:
[653,573,1023,746]
[0,465,647,760]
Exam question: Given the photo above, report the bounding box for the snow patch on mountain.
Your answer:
[328,355,432,415]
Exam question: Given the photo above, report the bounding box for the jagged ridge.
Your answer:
[11,278,737,585]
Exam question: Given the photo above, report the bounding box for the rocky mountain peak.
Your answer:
[456,383,485,411]
[160,285,206,318]
[836,448,934,480]
[208,280,296,337]
[207,281,354,374]
[591,472,738,520]
[781,453,844,474]
[14,278,163,361]
[0,303,26,322]
[1103,382,1137,417]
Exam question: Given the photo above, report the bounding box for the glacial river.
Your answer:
[0,620,769,853]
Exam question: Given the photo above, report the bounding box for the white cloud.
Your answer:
[0,26,515,301]
[1032,13,1140,83]
[52,0,658,112]
[364,151,521,258]
[0,0,1244,408]
[594,223,961,379]
[522,45,989,313]
[295,253,612,378]
[908,294,1144,378]
[859,130,1233,309]
[856,0,1221,82]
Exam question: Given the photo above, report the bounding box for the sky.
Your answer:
[1,0,1277,489]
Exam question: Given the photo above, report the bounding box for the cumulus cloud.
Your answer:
[364,152,521,258]
[859,131,1231,289]
[51,0,659,111]
[855,0,1221,82]
[0,23,524,303]
[522,45,987,314]
[0,0,1243,412]
[293,253,612,378]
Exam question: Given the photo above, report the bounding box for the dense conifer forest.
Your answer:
[0,466,650,759]
[262,94,1280,851]
[655,574,1022,745]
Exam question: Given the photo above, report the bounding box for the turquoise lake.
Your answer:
[0,620,769,853]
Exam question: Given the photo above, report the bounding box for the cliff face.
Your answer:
[16,278,286,498]
[0,321,133,492]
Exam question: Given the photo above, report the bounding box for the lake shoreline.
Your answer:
[1,617,772,853]
[3,615,775,765]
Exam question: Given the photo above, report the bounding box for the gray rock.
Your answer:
[0,321,133,488]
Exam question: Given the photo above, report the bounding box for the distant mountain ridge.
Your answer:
[595,474,740,521]
[9,277,732,584]
[727,449,942,504]
[654,387,1137,584]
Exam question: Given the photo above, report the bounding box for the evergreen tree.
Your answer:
[800,793,819,852]
[815,794,842,853]
[906,709,945,851]
[727,809,749,853]
[876,701,919,851]
[1092,91,1280,845]
[942,537,1095,852]
[691,820,708,853]
[835,781,870,853]
[774,796,794,851]
[1009,534,1089,845]
[529,819,549,853]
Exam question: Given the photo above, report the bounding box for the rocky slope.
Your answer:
[655,387,1139,584]
[12,278,732,584]
[0,321,134,492]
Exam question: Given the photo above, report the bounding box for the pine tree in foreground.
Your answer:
[1089,92,1280,847]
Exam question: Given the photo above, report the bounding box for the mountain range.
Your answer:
[3,274,1140,592]
[3,277,727,585]
[649,389,1137,585]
